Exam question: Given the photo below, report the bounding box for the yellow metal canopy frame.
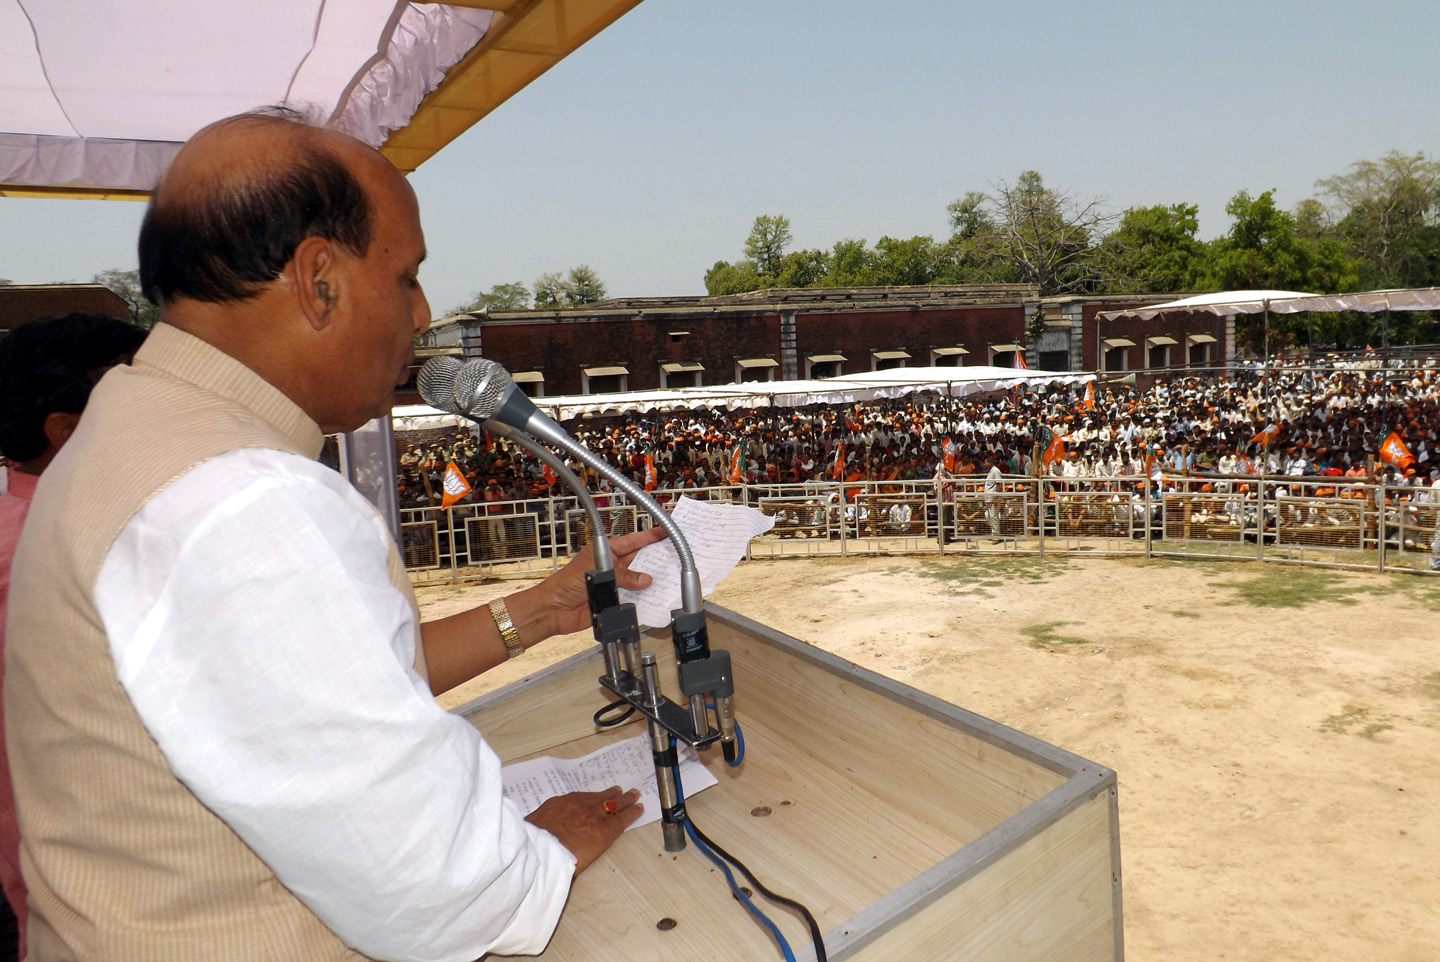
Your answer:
[1,0,642,200]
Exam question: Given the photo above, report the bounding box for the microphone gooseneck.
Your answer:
[453,358,704,615]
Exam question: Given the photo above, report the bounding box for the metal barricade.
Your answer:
[398,471,1440,584]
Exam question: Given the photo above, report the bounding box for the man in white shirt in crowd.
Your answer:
[7,110,653,961]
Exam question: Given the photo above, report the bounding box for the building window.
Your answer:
[1038,350,1069,372]
[806,353,846,379]
[513,371,545,398]
[930,347,969,367]
[582,366,629,394]
[872,350,911,371]
[988,343,1024,368]
[668,330,689,344]
[1146,336,1177,370]
[660,361,704,389]
[735,358,778,383]
[1102,338,1134,372]
[1187,334,1216,366]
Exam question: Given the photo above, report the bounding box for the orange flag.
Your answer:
[1041,431,1065,467]
[541,462,557,488]
[1249,423,1281,447]
[643,452,658,491]
[1013,351,1027,370]
[729,443,745,484]
[1379,432,1415,470]
[440,461,472,508]
[832,443,845,479]
[1083,381,1095,411]
[942,436,957,472]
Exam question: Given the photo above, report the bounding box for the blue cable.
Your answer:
[671,739,795,962]
[684,821,797,962]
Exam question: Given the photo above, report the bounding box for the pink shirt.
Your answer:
[0,468,37,956]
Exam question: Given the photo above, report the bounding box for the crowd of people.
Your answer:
[397,355,1440,510]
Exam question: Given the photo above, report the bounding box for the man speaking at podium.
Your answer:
[6,111,655,961]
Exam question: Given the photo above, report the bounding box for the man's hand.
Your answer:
[419,526,668,695]
[525,786,644,876]
[516,526,668,638]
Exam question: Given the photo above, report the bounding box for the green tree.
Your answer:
[533,271,567,308]
[1094,203,1206,293]
[1203,189,1360,351]
[871,235,942,286]
[94,269,161,328]
[820,238,878,287]
[1315,150,1440,289]
[451,281,530,314]
[704,259,764,295]
[564,264,607,304]
[944,171,1107,294]
[743,214,793,278]
[776,248,830,288]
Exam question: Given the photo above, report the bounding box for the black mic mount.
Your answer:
[418,356,739,851]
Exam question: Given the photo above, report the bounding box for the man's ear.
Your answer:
[42,411,81,452]
[292,236,341,331]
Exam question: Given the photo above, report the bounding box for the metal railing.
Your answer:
[402,475,1440,584]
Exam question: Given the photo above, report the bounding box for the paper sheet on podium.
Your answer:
[618,496,774,628]
[501,732,717,831]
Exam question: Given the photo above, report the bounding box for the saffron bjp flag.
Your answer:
[1083,381,1095,411]
[643,452,658,491]
[440,461,472,508]
[541,462,557,488]
[1249,423,1281,447]
[729,442,745,484]
[1013,350,1028,370]
[1379,432,1415,470]
[832,443,845,479]
[942,436,957,472]
[1041,428,1065,467]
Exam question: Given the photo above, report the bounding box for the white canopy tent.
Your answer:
[393,365,1097,430]
[1098,287,1440,321]
[1096,290,1318,322]
[0,0,644,197]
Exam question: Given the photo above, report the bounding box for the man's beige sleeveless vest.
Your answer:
[6,324,422,961]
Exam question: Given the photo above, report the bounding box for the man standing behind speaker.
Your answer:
[0,313,148,962]
[6,111,656,962]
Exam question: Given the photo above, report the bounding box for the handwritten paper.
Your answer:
[501,732,718,831]
[619,496,775,628]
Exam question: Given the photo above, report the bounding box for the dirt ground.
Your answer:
[421,555,1440,962]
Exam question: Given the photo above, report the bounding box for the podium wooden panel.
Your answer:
[454,604,1123,961]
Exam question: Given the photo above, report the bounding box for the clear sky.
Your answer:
[3,0,1437,314]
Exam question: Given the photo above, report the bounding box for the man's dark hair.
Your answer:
[138,113,372,305]
[0,313,148,463]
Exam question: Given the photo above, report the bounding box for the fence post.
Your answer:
[1143,477,1152,558]
[1037,477,1046,559]
[838,482,848,558]
[446,506,458,585]
[1255,476,1266,562]
[1377,481,1387,574]
[547,490,559,572]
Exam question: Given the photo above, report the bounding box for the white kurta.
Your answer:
[94,447,574,962]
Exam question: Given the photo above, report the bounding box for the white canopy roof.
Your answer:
[0,0,643,197]
[392,365,1096,429]
[1098,287,1440,322]
[1098,290,1318,321]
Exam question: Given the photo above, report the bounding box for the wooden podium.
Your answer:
[454,605,1122,961]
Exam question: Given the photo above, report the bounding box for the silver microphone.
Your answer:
[416,355,615,571]
[450,358,704,615]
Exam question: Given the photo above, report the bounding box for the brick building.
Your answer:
[0,283,132,335]
[427,286,1232,397]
